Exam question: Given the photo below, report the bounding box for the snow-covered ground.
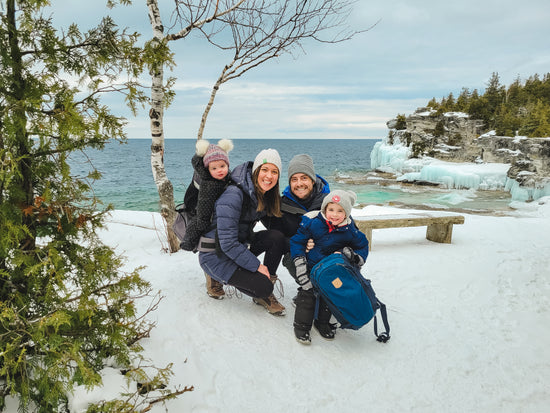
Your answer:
[6,198,548,412]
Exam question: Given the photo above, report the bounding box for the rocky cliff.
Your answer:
[384,107,550,198]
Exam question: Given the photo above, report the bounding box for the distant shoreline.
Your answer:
[357,201,516,217]
[124,137,384,140]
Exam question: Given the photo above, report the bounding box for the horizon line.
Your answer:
[126,136,384,140]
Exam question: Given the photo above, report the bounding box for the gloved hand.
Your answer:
[342,246,365,268]
[294,256,312,290]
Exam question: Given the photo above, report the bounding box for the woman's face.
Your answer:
[256,163,279,193]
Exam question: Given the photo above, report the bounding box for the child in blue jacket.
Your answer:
[290,189,369,344]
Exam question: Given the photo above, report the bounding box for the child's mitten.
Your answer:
[342,246,365,268]
[294,256,312,290]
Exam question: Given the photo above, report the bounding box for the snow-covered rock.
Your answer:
[374,109,550,202]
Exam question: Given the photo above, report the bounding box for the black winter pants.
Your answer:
[249,229,286,275]
[282,251,297,280]
[293,288,332,331]
[228,229,286,299]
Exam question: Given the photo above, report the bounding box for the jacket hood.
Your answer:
[230,161,257,203]
[282,174,330,212]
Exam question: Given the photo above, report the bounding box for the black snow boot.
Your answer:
[294,327,311,345]
[313,321,336,340]
[293,287,316,344]
[313,298,336,340]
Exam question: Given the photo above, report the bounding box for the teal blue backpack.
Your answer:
[310,253,390,342]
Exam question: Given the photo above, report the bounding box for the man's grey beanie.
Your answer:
[288,154,316,182]
[321,189,357,218]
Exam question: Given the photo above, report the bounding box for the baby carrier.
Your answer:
[173,172,217,253]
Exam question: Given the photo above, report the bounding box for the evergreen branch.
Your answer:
[140,386,195,412]
[72,84,135,107]
[32,136,108,157]
[19,40,102,57]
[1,1,184,407]
[63,277,148,306]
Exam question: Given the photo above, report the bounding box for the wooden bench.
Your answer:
[354,212,465,250]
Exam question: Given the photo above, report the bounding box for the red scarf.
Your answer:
[326,219,337,233]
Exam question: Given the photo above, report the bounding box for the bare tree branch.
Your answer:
[196,0,372,138]
[166,0,248,41]
[144,0,369,252]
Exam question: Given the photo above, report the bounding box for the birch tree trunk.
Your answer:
[197,65,230,140]
[147,0,179,252]
[143,0,358,253]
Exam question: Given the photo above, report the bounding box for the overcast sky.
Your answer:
[50,0,550,139]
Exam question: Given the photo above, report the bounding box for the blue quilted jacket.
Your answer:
[198,162,266,283]
[290,212,369,268]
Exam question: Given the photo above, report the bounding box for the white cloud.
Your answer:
[45,0,550,140]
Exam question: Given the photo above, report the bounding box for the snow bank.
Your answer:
[5,202,550,412]
[63,203,550,412]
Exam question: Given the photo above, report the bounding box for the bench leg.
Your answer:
[364,227,373,251]
[426,223,453,243]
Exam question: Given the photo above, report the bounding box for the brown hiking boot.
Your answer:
[205,273,225,300]
[253,294,286,316]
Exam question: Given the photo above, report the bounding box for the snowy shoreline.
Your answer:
[370,136,550,203]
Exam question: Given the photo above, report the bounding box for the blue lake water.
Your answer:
[69,139,514,214]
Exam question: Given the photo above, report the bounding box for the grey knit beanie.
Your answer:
[287,154,316,183]
[321,189,357,218]
[253,148,282,175]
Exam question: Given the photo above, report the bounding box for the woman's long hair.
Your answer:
[252,167,282,217]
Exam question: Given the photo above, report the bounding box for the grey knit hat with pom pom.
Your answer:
[321,189,357,218]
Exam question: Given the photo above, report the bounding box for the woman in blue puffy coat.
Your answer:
[199,149,287,316]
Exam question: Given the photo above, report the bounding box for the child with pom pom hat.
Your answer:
[180,139,234,252]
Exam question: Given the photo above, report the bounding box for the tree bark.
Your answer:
[144,0,359,253]
[197,65,230,140]
[147,0,179,252]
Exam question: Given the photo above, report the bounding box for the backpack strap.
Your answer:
[373,299,390,343]
[197,236,216,253]
[313,291,320,320]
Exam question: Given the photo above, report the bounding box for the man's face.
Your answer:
[289,173,314,200]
